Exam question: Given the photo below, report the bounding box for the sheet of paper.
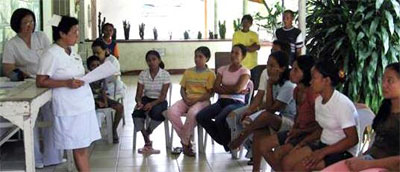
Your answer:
[81,61,118,84]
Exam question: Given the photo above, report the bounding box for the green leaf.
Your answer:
[369,18,379,37]
[384,11,394,35]
[376,0,384,10]
[365,11,374,20]
[357,32,365,41]
[391,0,400,18]
[381,27,389,55]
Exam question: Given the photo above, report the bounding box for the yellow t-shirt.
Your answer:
[232,30,260,69]
[180,67,216,100]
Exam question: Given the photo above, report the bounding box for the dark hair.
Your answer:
[313,59,340,87]
[294,55,315,86]
[92,38,107,49]
[232,44,247,58]
[270,51,290,86]
[52,16,79,42]
[195,46,211,62]
[273,40,290,55]
[372,62,400,130]
[283,10,295,18]
[242,14,253,23]
[145,50,165,69]
[86,55,100,69]
[10,8,36,33]
[102,23,114,32]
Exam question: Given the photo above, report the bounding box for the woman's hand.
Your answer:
[135,102,144,110]
[345,158,371,171]
[240,109,253,121]
[285,128,302,144]
[303,149,326,169]
[143,103,153,111]
[67,79,84,88]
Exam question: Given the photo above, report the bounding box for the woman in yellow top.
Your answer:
[166,46,216,156]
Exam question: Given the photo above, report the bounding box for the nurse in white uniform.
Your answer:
[36,15,101,171]
[1,8,63,168]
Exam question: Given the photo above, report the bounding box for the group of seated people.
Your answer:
[129,38,400,171]
[1,8,399,171]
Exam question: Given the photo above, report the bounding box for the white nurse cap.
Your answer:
[49,15,62,27]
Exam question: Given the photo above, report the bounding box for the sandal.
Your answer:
[181,142,195,157]
[171,147,183,155]
[138,141,160,154]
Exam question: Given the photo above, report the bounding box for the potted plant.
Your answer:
[197,31,202,39]
[233,18,241,32]
[253,1,285,38]
[184,30,190,40]
[208,31,214,39]
[219,21,226,39]
[139,23,145,40]
[153,27,158,40]
[306,0,400,112]
[123,20,130,40]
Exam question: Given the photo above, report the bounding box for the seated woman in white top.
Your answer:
[281,59,359,171]
[2,8,63,168]
[132,50,171,154]
[37,15,101,171]
[91,39,124,143]
[91,38,126,98]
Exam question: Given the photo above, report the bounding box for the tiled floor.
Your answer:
[0,75,270,172]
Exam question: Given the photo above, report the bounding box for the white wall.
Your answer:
[83,40,271,72]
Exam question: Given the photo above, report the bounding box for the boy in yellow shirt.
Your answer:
[232,15,261,69]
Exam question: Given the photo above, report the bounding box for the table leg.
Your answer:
[23,118,35,172]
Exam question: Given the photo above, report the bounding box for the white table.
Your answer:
[0,79,51,172]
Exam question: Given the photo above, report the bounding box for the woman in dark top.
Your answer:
[322,62,400,172]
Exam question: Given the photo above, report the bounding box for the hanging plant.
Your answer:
[306,0,400,112]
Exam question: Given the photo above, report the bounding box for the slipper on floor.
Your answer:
[171,147,182,155]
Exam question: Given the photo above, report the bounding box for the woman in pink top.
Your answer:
[196,44,251,151]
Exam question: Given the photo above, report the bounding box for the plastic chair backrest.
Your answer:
[250,65,266,91]
[246,80,254,105]
[355,107,375,156]
[215,52,231,73]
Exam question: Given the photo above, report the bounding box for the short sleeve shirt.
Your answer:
[2,31,50,77]
[257,69,269,103]
[217,65,250,103]
[315,90,358,156]
[37,44,95,117]
[272,80,296,120]
[232,30,260,69]
[180,67,216,99]
[138,68,171,99]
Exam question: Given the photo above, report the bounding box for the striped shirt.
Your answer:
[138,68,171,99]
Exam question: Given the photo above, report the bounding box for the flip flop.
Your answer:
[171,147,183,155]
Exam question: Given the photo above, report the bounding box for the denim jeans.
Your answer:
[196,98,245,146]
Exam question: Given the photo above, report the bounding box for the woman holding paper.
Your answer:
[2,8,64,168]
[36,15,100,171]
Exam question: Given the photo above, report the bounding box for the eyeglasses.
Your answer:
[21,20,35,26]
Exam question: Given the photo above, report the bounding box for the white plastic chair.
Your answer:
[132,84,172,152]
[355,107,375,156]
[96,108,116,144]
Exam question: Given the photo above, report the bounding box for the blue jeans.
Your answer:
[196,98,245,146]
